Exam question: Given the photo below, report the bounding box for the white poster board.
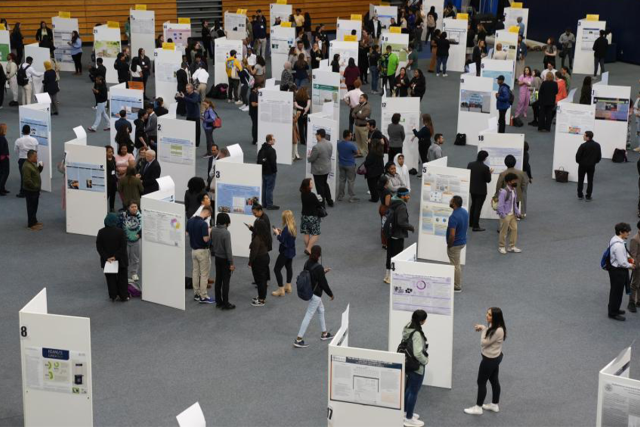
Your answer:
[306,112,339,198]
[130,9,156,57]
[329,41,358,96]
[477,132,525,220]
[381,32,410,71]
[19,288,93,427]
[311,68,341,123]
[552,102,596,182]
[374,5,398,31]
[270,26,295,80]
[336,19,362,41]
[457,74,495,147]
[108,83,144,150]
[481,58,516,120]
[592,84,631,159]
[388,243,454,389]
[19,102,52,192]
[163,22,191,54]
[442,18,467,73]
[154,48,182,103]
[381,96,421,172]
[573,19,607,76]
[224,12,247,40]
[52,16,79,72]
[503,7,529,39]
[270,4,292,27]
[494,29,518,61]
[157,115,196,202]
[214,37,243,86]
[93,25,121,84]
[417,160,470,264]
[596,347,640,427]
[257,88,293,165]
[215,158,262,258]
[24,43,49,74]
[423,0,444,31]
[177,402,206,427]
[0,29,10,67]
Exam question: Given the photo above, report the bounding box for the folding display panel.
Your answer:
[552,102,596,182]
[381,96,421,172]
[19,100,52,192]
[257,87,293,165]
[503,7,529,39]
[269,3,292,28]
[108,83,144,151]
[93,25,121,84]
[441,18,467,73]
[130,9,156,57]
[51,16,79,72]
[224,12,247,41]
[373,5,398,31]
[573,19,606,76]
[311,68,341,123]
[380,32,409,71]
[24,43,49,73]
[596,347,640,427]
[457,74,495,147]
[591,84,631,159]
[154,47,182,103]
[494,29,518,61]
[157,115,196,202]
[481,57,516,120]
[336,19,362,41]
[270,26,295,80]
[213,37,243,86]
[163,22,191,54]
[0,29,10,67]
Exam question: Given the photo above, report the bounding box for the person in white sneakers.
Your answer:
[464,307,507,416]
[496,173,522,254]
[402,309,429,427]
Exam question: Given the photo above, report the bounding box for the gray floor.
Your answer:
[1,49,640,427]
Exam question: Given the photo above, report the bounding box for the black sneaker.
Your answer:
[222,303,236,310]
[578,195,583,200]
[586,196,592,202]
[320,332,333,341]
[293,339,309,348]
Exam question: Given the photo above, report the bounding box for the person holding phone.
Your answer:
[272,210,297,297]
[210,213,235,310]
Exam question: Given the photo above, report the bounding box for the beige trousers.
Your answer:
[191,248,211,299]
[447,245,464,290]
[197,83,208,114]
[499,214,518,249]
[354,125,369,156]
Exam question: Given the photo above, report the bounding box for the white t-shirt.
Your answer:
[344,88,363,108]
[192,68,209,85]
[247,53,257,66]
[541,68,557,81]
[14,135,39,159]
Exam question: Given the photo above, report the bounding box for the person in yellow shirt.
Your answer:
[225,50,243,104]
[293,9,305,27]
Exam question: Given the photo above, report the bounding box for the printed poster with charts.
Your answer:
[94,40,120,59]
[581,27,600,51]
[392,272,452,315]
[110,94,143,119]
[312,83,338,110]
[216,183,260,215]
[158,136,195,165]
[66,162,105,193]
[156,62,178,83]
[166,27,191,51]
[446,29,464,45]
[482,146,523,172]
[460,89,491,114]
[131,16,154,35]
[381,38,408,62]
[19,117,49,147]
[330,355,403,410]
[594,97,630,122]
[381,106,420,146]
[421,169,469,237]
[24,347,89,395]
[482,69,514,91]
[53,30,73,63]
[259,95,292,125]
[557,105,595,134]
[271,35,295,55]
[143,208,182,247]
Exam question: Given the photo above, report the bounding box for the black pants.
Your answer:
[187,117,201,147]
[18,158,26,195]
[313,173,333,205]
[577,165,595,198]
[16,46,24,64]
[418,140,430,169]
[367,175,381,202]
[297,113,307,144]
[0,157,9,192]
[386,238,404,269]
[240,83,249,105]
[107,183,116,212]
[142,74,149,98]
[498,109,507,133]
[177,98,186,116]
[594,57,605,77]
[250,113,258,144]
[470,193,486,228]
[476,353,503,406]
[228,79,239,101]
[105,268,129,300]
[0,84,4,107]
[538,105,554,131]
[475,59,481,76]
[608,267,628,316]
[252,253,270,300]
[531,101,539,123]
[543,55,556,69]
[274,253,293,287]
[381,74,391,96]
[215,256,232,305]
[72,53,82,73]
[388,146,402,161]
[25,190,39,227]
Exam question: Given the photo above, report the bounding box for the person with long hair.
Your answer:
[293,53,310,88]
[514,66,533,122]
[579,76,592,105]
[555,70,567,103]
[428,30,440,73]
[184,176,206,218]
[543,37,558,69]
[96,213,130,302]
[295,87,310,146]
[250,219,271,307]
[114,143,135,180]
[364,138,385,202]
[527,69,543,126]
[387,113,405,160]
[272,210,297,297]
[201,99,219,157]
[412,114,434,176]
[331,54,340,73]
[395,67,410,97]
[105,146,117,212]
[117,166,143,209]
[35,21,54,54]
[464,308,507,416]
[253,55,266,88]
[402,309,429,427]
[69,30,83,75]
[300,178,323,254]
[293,245,334,348]
[378,175,392,249]
[409,69,426,100]
[344,58,360,91]
[11,23,24,64]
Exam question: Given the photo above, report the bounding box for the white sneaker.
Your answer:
[241,106,250,111]
[405,413,420,420]
[235,100,243,105]
[436,73,440,76]
[498,247,507,254]
[443,73,448,77]
[403,418,424,427]
[464,405,483,415]
[383,275,391,284]
[482,403,499,413]
[508,247,522,253]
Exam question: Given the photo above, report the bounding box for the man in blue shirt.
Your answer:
[447,195,468,293]
[336,130,360,203]
[186,206,214,304]
[495,75,511,134]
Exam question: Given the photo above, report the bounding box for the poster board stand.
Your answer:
[52,16,79,72]
[387,244,454,388]
[163,22,191,54]
[373,5,398,31]
[306,112,338,198]
[19,99,52,192]
[257,87,293,165]
[573,19,607,75]
[591,84,631,159]
[270,26,295,80]
[177,402,206,427]
[154,47,182,103]
[503,7,529,39]
[19,288,93,427]
[0,28,10,67]
[311,68,341,125]
[157,115,196,202]
[423,0,444,32]
[481,58,516,121]
[442,18,467,73]
[552,102,596,182]
[214,37,243,86]
[108,83,144,151]
[224,12,247,41]
[270,3,292,28]
[93,25,121,84]
[24,43,49,74]
[381,97,421,172]
[493,30,518,61]
[596,347,640,426]
[337,19,362,41]
[457,74,495,147]
[130,9,156,57]
[381,33,410,72]
[328,41,358,96]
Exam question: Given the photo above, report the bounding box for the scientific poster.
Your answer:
[582,27,600,51]
[381,107,420,144]
[158,136,195,165]
[24,347,89,395]
[131,16,154,35]
[216,183,260,215]
[165,27,191,51]
[259,96,293,125]
[446,29,465,45]
[143,208,183,247]
[156,62,178,83]
[225,13,247,35]
[557,106,595,134]
[53,29,73,64]
[20,117,49,147]
[392,272,452,316]
[594,97,630,122]
[271,35,295,55]
[482,146,523,172]
[600,380,640,425]
[482,69,514,91]
[312,83,339,111]
[329,42,358,70]
[0,43,8,62]
[421,170,470,236]
[495,38,517,61]
[66,162,105,193]
[374,6,397,30]
[94,40,120,59]
[110,94,143,119]
[460,90,491,114]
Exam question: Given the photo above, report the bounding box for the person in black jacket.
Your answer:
[131,48,151,99]
[175,62,189,116]
[537,73,558,132]
[89,57,107,83]
[139,149,161,194]
[412,113,434,176]
[11,23,24,64]
[409,69,426,100]
[0,123,10,195]
[364,138,385,202]
[96,213,130,302]
[114,53,130,84]
[575,131,602,201]
[35,22,54,54]
[300,178,323,254]
[42,61,59,115]
[467,150,493,231]
[472,40,486,77]
[385,187,415,282]
[258,134,279,210]
[105,146,117,212]
[88,75,109,132]
[592,30,608,77]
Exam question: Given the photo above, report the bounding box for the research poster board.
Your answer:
[270,3,292,28]
[306,112,339,198]
[381,97,421,172]
[19,102,52,192]
[215,158,262,258]
[457,74,495,147]
[257,88,293,166]
[503,7,529,39]
[157,116,196,202]
[130,9,156,57]
[388,243,454,389]
[494,29,518,61]
[336,19,362,41]
[311,68,341,123]
[19,288,93,427]
[596,347,640,427]
[552,102,596,182]
[141,191,186,311]
[270,26,295,80]
[51,16,79,72]
[477,132,525,220]
[481,58,515,119]
[24,43,49,74]
[0,29,10,66]
[573,19,606,75]
[417,160,470,264]
[154,47,182,103]
[423,0,444,31]
[214,37,243,86]
[442,18,467,73]
[381,32,410,72]
[592,84,631,159]
[374,5,398,31]
[225,12,247,41]
[329,41,358,95]
[93,25,121,84]
[163,22,191,54]
[108,83,144,151]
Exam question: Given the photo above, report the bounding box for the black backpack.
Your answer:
[508,89,515,105]
[612,149,627,163]
[17,64,30,87]
[454,133,466,146]
[208,83,228,100]
[397,330,423,372]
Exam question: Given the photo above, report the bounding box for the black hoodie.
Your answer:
[389,197,414,239]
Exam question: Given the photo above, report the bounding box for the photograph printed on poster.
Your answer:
[216,183,260,215]
[459,89,491,114]
[594,97,630,122]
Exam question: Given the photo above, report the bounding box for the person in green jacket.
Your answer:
[402,309,429,426]
[379,45,399,97]
[22,149,43,230]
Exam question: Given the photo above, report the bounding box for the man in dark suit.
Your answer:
[592,30,608,77]
[575,130,602,201]
[139,149,161,194]
[114,110,132,134]
[175,62,190,116]
[467,150,493,231]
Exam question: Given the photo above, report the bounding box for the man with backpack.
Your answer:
[225,50,243,105]
[606,223,634,321]
[18,56,43,105]
[495,75,512,134]
[384,187,414,284]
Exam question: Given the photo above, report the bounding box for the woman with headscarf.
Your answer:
[393,153,411,192]
[43,61,59,115]
[96,213,130,302]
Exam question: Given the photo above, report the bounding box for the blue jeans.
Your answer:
[295,77,308,88]
[262,173,276,208]
[405,370,425,419]
[436,56,448,74]
[297,295,326,338]
[369,66,379,92]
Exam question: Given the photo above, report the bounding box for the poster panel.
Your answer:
[381,97,421,173]
[214,37,243,86]
[336,19,362,41]
[19,104,52,192]
[225,12,247,40]
[374,5,398,31]
[503,7,529,38]
[157,116,196,202]
[130,9,156,56]
[552,103,596,182]
[311,69,341,122]
[258,88,293,165]
[93,25,121,84]
[270,26,295,79]
[52,17,79,72]
[441,18,467,73]
[270,4,292,27]
[573,19,606,75]
[163,22,191,53]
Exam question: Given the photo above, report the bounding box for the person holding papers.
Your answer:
[96,213,130,302]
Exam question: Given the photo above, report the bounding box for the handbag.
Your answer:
[356,162,367,176]
[316,204,328,218]
[491,197,498,211]
[530,89,539,105]
[554,167,569,183]
[612,149,627,163]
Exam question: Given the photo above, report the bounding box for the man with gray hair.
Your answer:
[139,149,161,194]
[280,61,294,91]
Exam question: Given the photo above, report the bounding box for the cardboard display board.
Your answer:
[388,244,454,389]
[93,25,121,84]
[19,101,52,192]
[154,48,182,103]
[257,88,293,165]
[503,7,529,39]
[19,288,93,427]
[423,0,444,32]
[157,116,196,202]
[457,74,495,147]
[336,19,362,41]
[306,112,339,198]
[596,347,640,427]
[441,18,467,73]
[380,32,410,72]
[573,19,607,75]
[270,3,292,28]
[163,22,191,54]
[591,84,631,159]
[224,12,247,40]
[311,68,341,123]
[24,43,49,73]
[214,37,243,86]
[51,16,79,72]
[108,83,144,151]
[130,9,156,57]
[215,158,262,258]
[381,96,421,172]
[0,29,10,67]
[493,30,518,61]
[552,102,596,182]
[373,5,398,31]
[270,26,295,80]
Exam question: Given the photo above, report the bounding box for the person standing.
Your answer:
[575,131,601,201]
[447,196,468,293]
[96,213,130,302]
[87,76,109,132]
[210,212,236,310]
[139,149,161,195]
[468,151,493,232]
[11,24,24,64]
[606,223,634,321]
[337,130,359,202]
[542,37,558,69]
[427,133,444,161]
[495,75,511,133]
[435,32,450,77]
[143,104,157,150]
[249,85,259,145]
[69,31,83,75]
[114,52,131,84]
[41,61,59,115]
[201,100,219,157]
[344,80,363,133]
[365,138,385,202]
[368,45,381,94]
[258,134,279,210]
[497,173,521,254]
[0,124,9,195]
[381,46,399,96]
[272,210,297,297]
[35,22,54,54]
[352,94,371,156]
[515,67,533,122]
[19,57,43,105]
[472,40,486,77]
[118,166,143,209]
[412,114,433,173]
[300,178,323,254]
[226,50,243,104]
[402,309,429,427]
[175,62,189,116]
[131,48,151,99]
[119,201,142,285]
[384,188,414,283]
[592,30,608,77]
[308,129,334,207]
[187,206,214,304]
[464,308,507,415]
[177,84,202,148]
[249,219,271,307]
[22,149,43,230]
[6,54,19,106]
[387,113,405,160]
[537,72,558,132]
[192,62,209,114]
[559,28,575,70]
[14,124,38,198]
[627,222,640,314]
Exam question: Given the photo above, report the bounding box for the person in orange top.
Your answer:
[555,71,567,103]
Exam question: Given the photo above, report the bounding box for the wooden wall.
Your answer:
[2,0,177,43]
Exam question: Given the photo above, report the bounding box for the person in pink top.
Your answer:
[555,71,568,103]
[515,66,533,119]
[114,144,135,180]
